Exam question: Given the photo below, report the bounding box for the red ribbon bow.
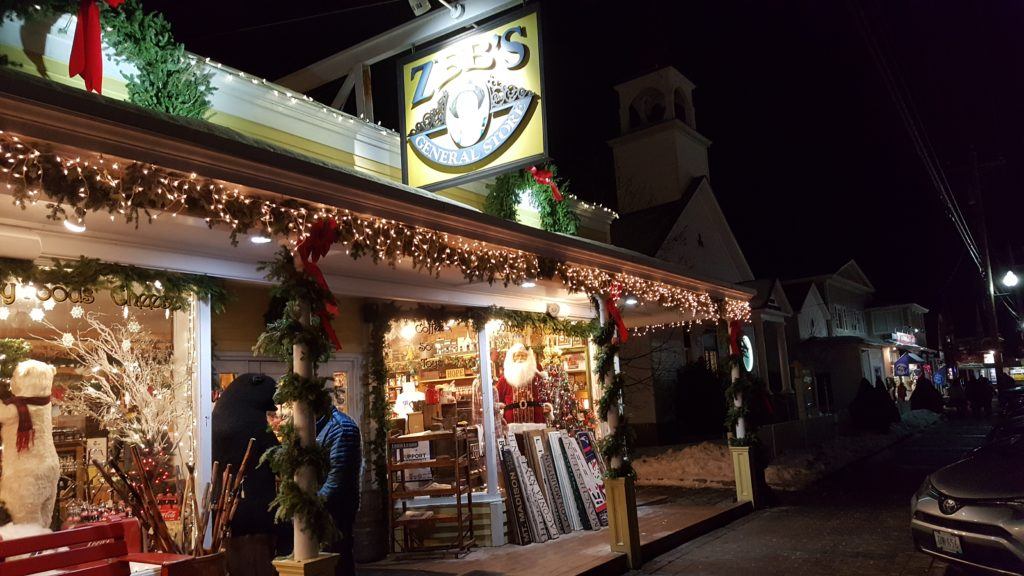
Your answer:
[728,320,744,357]
[2,394,52,452]
[297,219,342,351]
[69,0,125,94]
[605,284,628,343]
[527,166,563,202]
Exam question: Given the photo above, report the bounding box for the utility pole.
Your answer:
[968,147,1004,378]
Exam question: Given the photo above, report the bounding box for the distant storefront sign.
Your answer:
[399,7,547,190]
[894,363,910,377]
[891,331,917,346]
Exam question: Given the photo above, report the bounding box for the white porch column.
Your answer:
[477,327,499,496]
[777,322,793,393]
[177,298,212,547]
[753,314,769,384]
[292,302,318,561]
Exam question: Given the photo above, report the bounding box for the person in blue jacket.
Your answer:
[316,391,362,576]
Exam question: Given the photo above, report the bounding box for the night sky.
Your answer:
[150,1,1024,342]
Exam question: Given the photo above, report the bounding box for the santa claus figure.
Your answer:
[495,343,552,424]
[0,359,60,529]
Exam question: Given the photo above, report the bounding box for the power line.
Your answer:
[848,0,984,275]
[185,0,403,41]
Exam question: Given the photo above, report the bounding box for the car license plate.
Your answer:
[934,530,963,554]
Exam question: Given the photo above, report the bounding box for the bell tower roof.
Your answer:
[614,66,697,135]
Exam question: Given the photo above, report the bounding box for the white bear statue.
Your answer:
[0,359,60,528]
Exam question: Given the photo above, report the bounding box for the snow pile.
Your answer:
[634,410,943,490]
[893,408,942,433]
[633,441,735,488]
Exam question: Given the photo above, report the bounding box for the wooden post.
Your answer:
[274,301,339,575]
[598,296,641,568]
[732,362,745,441]
[728,321,766,509]
[292,301,319,561]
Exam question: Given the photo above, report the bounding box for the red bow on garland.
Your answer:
[69,0,125,94]
[1,394,52,452]
[728,320,743,357]
[297,219,342,351]
[605,283,629,343]
[527,166,563,202]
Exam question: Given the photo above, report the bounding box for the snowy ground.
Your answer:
[633,410,943,491]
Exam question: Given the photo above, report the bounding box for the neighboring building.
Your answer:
[782,261,938,417]
[607,66,795,445]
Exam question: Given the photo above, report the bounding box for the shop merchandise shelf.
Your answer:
[416,375,477,384]
[390,484,472,499]
[388,427,474,557]
[387,456,469,471]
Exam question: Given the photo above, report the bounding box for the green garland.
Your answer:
[0,132,743,325]
[1,0,214,118]
[723,336,763,447]
[0,256,227,311]
[253,248,339,544]
[483,165,580,235]
[365,302,597,339]
[0,338,30,379]
[363,314,391,550]
[592,308,635,479]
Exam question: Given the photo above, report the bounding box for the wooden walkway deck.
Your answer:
[359,500,752,576]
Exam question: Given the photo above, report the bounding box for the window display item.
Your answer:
[497,344,551,424]
[0,359,60,527]
[393,380,425,419]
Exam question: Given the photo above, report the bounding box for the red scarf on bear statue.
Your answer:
[2,393,51,451]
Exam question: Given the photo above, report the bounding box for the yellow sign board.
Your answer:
[399,7,546,190]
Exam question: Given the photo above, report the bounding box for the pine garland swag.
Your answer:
[254,248,339,544]
[723,334,760,447]
[592,305,635,479]
[0,256,227,312]
[0,0,214,118]
[483,165,579,236]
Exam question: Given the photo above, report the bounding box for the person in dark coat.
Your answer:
[875,375,901,424]
[967,374,994,418]
[317,395,362,576]
[910,375,944,414]
[850,378,890,433]
[211,373,289,576]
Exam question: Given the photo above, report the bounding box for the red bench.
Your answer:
[0,519,224,576]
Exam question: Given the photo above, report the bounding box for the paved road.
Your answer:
[635,418,995,576]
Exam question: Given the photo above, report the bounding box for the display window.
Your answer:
[383,312,608,553]
[0,280,197,532]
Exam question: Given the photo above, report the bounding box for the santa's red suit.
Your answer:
[495,374,547,424]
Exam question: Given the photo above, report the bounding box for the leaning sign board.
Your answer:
[399,6,547,190]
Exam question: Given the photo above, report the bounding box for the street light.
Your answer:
[1002,270,1019,288]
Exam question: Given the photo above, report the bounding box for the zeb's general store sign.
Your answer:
[399,7,547,190]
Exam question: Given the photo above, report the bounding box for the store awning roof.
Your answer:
[0,71,753,317]
[895,352,926,365]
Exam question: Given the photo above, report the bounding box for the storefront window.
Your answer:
[0,282,196,530]
[385,319,486,491]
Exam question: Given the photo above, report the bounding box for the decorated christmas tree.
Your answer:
[538,349,594,431]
